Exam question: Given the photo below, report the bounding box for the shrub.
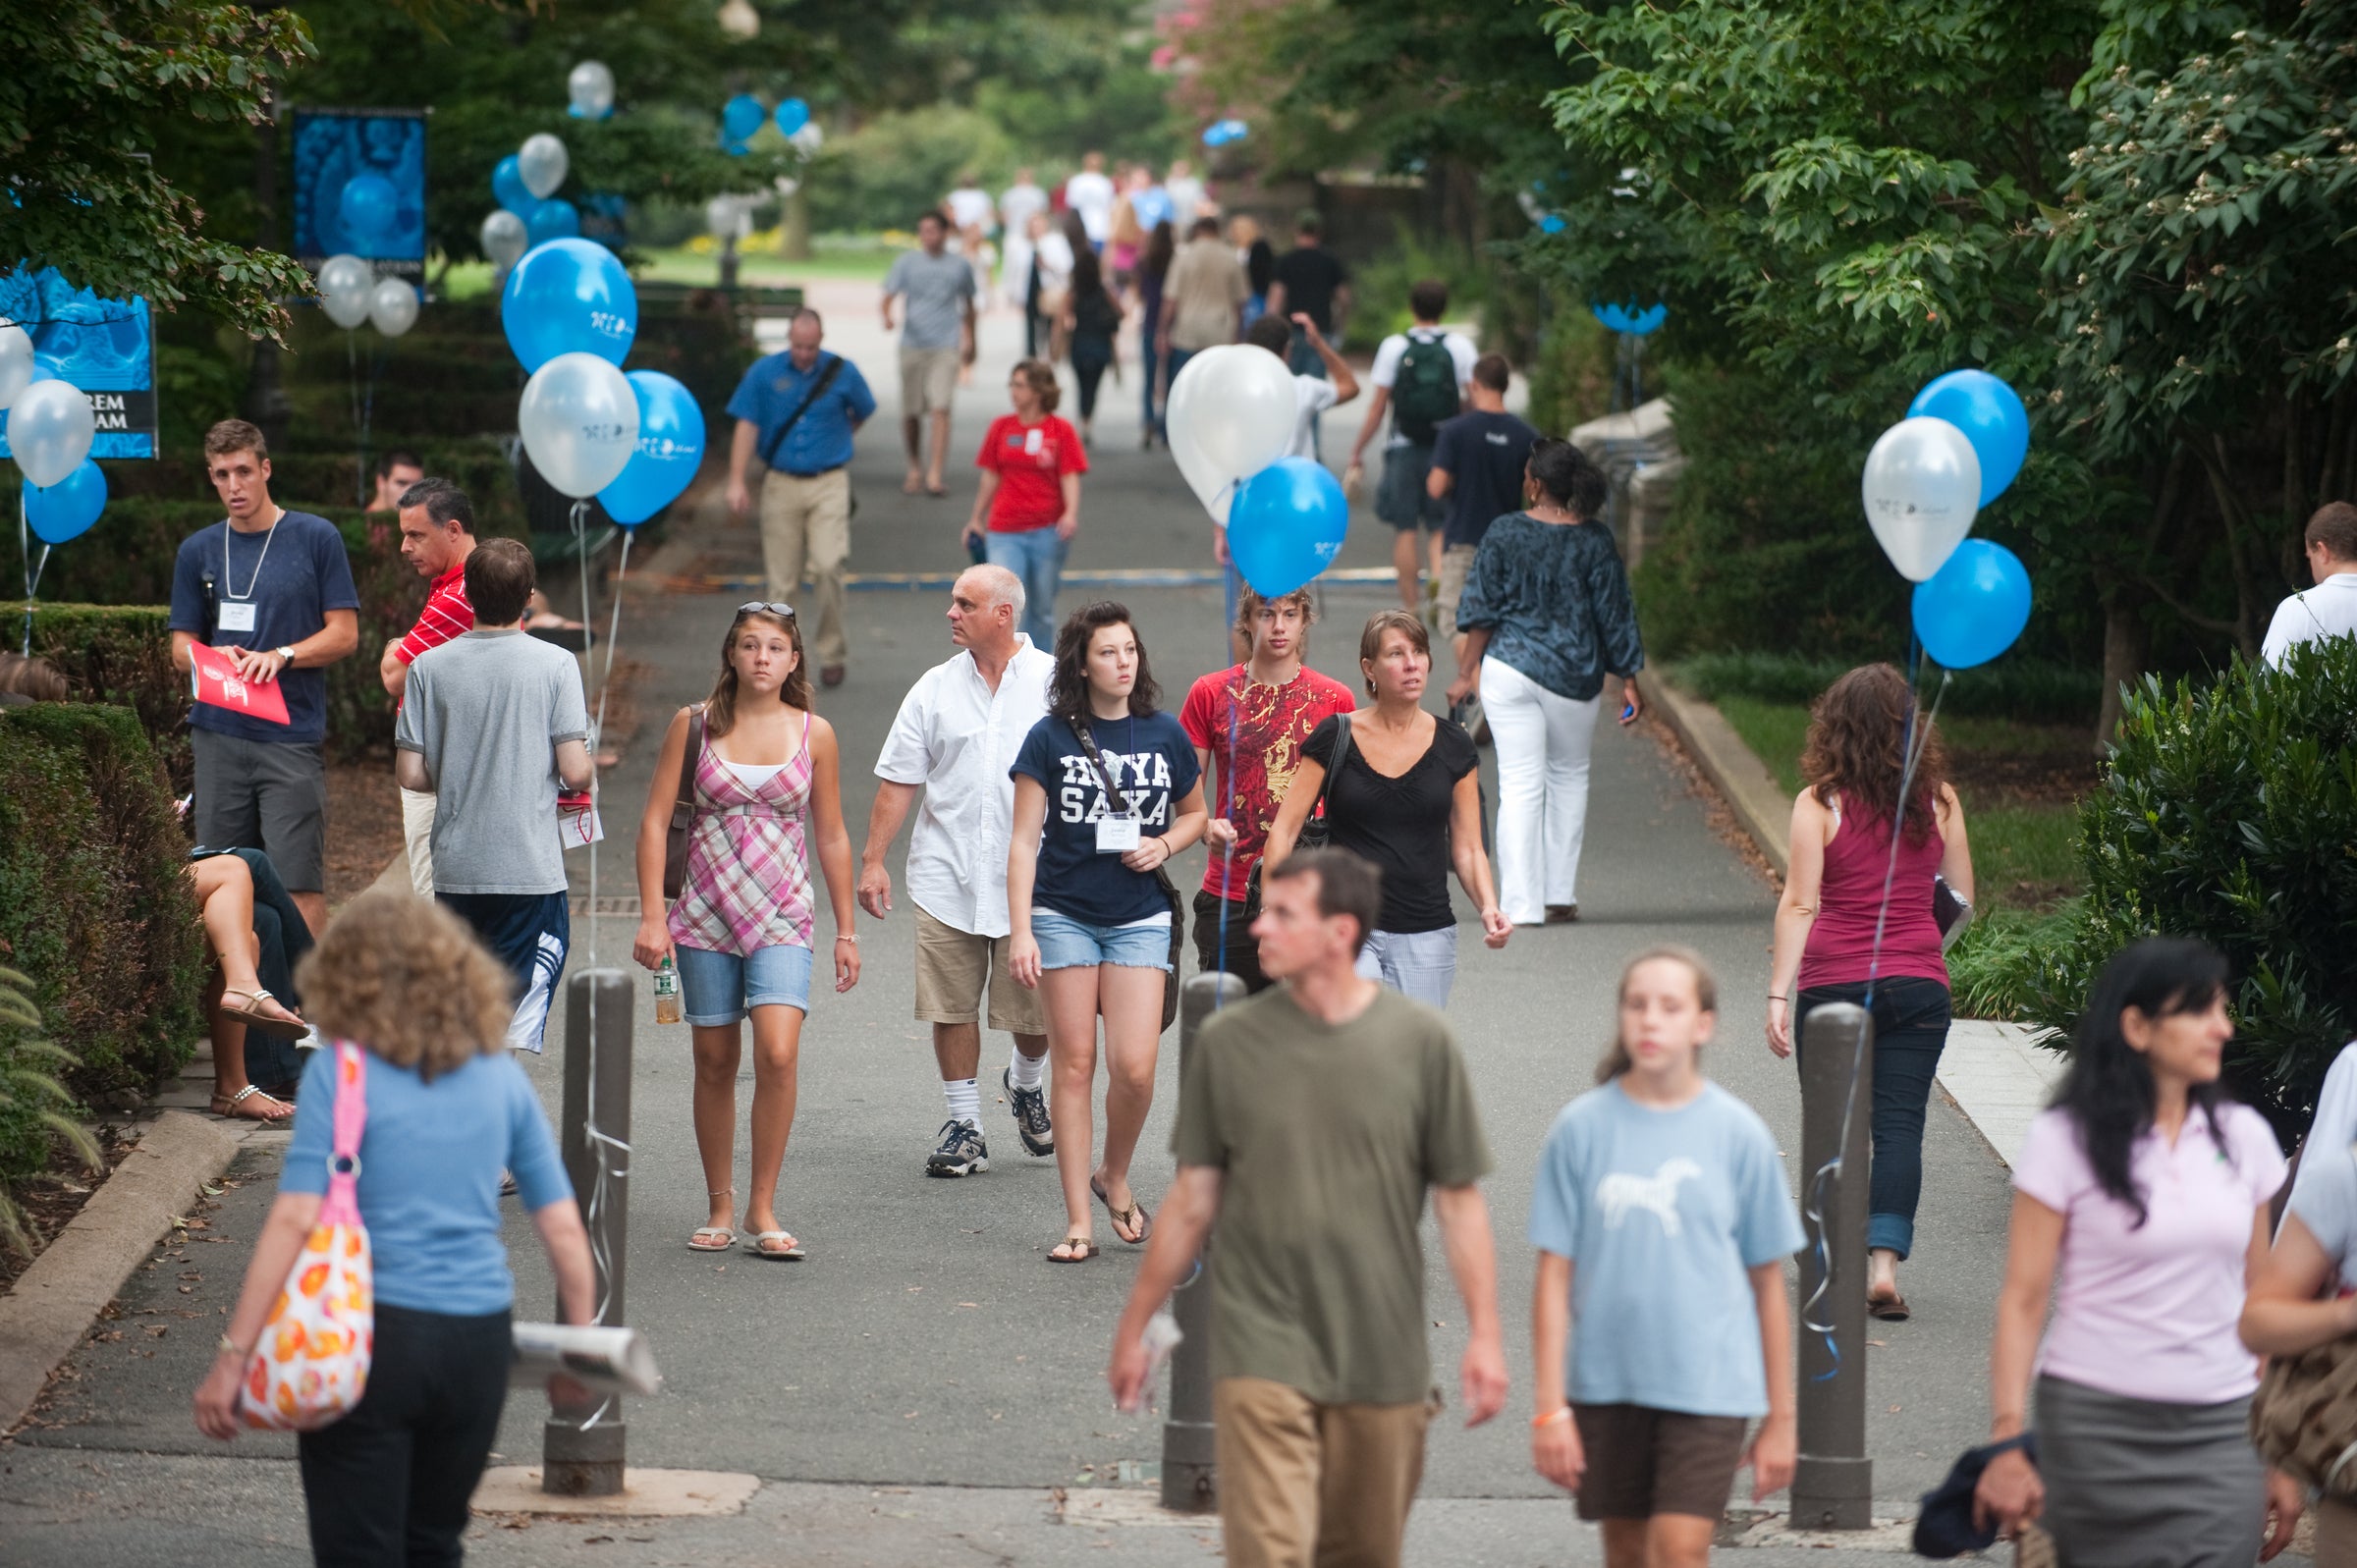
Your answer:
[0,705,206,1113]
[0,964,103,1254]
[2008,636,2357,1135]
[26,604,191,789]
[1672,651,2103,726]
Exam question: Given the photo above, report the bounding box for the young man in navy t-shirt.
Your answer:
[1428,354,1540,658]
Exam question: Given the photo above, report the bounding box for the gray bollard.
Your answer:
[544,967,634,1497]
[1162,969,1246,1514]
[1790,1000,1875,1530]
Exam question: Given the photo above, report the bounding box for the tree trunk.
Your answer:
[242,85,291,446]
[2096,592,2147,755]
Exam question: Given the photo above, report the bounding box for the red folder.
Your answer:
[188,642,293,726]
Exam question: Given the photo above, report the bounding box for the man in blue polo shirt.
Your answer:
[726,308,878,688]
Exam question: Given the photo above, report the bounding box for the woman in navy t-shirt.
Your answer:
[1010,602,1206,1263]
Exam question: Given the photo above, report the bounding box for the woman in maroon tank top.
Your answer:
[1765,665,1975,1322]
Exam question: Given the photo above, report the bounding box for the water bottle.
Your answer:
[653,955,683,1025]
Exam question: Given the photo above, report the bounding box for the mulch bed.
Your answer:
[324,757,408,904]
[0,1126,139,1296]
[1946,728,2103,810]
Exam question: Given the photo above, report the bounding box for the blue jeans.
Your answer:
[1140,316,1163,433]
[676,942,814,1025]
[1354,926,1458,1009]
[1165,345,1201,416]
[1794,976,1953,1260]
[986,527,1068,652]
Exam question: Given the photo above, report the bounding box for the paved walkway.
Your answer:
[4,279,2060,1565]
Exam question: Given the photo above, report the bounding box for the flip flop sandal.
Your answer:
[1867,1289,1911,1323]
[220,988,305,1038]
[688,1225,737,1252]
[744,1230,806,1260]
[209,1083,295,1122]
[1047,1234,1099,1264]
[1091,1176,1152,1246]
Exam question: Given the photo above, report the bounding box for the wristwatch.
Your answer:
[274,645,297,664]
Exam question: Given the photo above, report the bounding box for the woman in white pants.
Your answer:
[1446,440,1645,925]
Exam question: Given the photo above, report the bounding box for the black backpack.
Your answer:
[1392,331,1461,444]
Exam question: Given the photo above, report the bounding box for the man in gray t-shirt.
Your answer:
[883,210,979,496]
[394,536,592,1052]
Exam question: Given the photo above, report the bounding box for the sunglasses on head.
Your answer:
[736,601,797,619]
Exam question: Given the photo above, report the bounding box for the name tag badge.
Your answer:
[216,602,257,634]
[1096,816,1142,854]
[1024,426,1045,458]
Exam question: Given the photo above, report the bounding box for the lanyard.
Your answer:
[221,508,284,601]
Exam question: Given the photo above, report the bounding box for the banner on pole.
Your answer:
[0,267,158,460]
[292,107,429,281]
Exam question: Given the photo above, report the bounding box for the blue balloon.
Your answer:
[1591,300,1668,336]
[526,197,581,248]
[597,371,706,526]
[26,458,106,545]
[340,173,399,242]
[1229,458,1348,597]
[501,236,637,371]
[492,155,535,217]
[1536,213,1566,235]
[1912,539,2031,671]
[723,94,766,144]
[1908,368,2029,506]
[773,97,810,136]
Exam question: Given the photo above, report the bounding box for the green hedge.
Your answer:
[0,705,205,1142]
[1672,651,2103,725]
[26,605,191,789]
[1986,635,2357,1134]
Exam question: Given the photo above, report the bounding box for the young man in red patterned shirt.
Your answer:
[380,478,477,896]
[1179,587,1356,993]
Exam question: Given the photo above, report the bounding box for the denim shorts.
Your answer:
[1032,907,1173,973]
[676,942,813,1025]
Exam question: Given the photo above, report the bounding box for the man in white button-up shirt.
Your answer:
[861,566,1059,1177]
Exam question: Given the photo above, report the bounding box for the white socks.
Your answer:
[1007,1046,1047,1092]
[944,1077,981,1127]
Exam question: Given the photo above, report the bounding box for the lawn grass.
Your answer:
[433,236,899,302]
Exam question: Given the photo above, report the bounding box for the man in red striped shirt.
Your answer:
[381,478,477,896]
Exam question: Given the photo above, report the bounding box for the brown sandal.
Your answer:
[219,988,305,1037]
[1048,1234,1099,1264]
[210,1084,295,1123]
[1092,1175,1151,1246]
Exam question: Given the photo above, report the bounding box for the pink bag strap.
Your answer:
[318,1041,368,1228]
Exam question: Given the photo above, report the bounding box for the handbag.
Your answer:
[240,1042,374,1431]
[661,706,708,901]
[2250,1142,2357,1494]
[1247,713,1352,899]
[1071,718,1186,1034]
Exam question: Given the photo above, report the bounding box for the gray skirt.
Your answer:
[2035,1375,2265,1568]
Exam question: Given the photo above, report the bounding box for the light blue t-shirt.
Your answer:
[281,1046,572,1316]
[1528,1079,1805,1417]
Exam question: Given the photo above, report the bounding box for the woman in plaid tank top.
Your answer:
[633,604,861,1260]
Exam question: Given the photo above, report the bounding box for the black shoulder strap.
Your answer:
[1314,713,1352,817]
[759,353,847,470]
[1070,718,1133,816]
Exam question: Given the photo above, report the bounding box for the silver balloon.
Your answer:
[1862,415,1982,581]
[518,134,570,200]
[519,351,639,498]
[480,209,529,270]
[567,60,615,119]
[704,194,746,242]
[717,0,759,38]
[0,320,31,410]
[369,278,420,338]
[788,122,824,156]
[9,378,97,489]
[317,254,373,330]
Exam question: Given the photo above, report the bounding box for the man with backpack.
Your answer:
[1346,280,1477,614]
[726,308,878,688]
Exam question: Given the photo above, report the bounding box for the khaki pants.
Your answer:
[1435,543,1477,638]
[400,784,437,897]
[759,467,851,671]
[1212,1377,1436,1568]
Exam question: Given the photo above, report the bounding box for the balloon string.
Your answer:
[1214,562,1240,1011]
[348,331,363,508]
[18,485,29,659]
[584,528,631,972]
[571,498,597,968]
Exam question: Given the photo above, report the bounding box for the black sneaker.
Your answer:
[925,1118,990,1177]
[1003,1067,1055,1157]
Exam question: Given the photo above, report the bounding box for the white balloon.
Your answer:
[1166,343,1292,522]
[717,0,759,39]
[317,253,373,329]
[1862,415,1982,581]
[519,134,570,200]
[369,278,419,338]
[567,60,615,119]
[0,321,32,410]
[520,351,639,499]
[705,194,745,242]
[480,209,529,270]
[9,378,96,489]
[788,122,824,156]
[1163,349,1238,524]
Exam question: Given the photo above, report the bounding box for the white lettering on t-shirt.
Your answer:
[1054,750,1172,828]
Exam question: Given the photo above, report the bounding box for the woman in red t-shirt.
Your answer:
[962,358,1087,650]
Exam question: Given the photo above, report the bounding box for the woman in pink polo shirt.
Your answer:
[1975,939,2302,1564]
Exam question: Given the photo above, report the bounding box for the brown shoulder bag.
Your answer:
[660,707,708,901]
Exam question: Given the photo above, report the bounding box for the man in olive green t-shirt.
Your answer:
[1110,848,1507,1568]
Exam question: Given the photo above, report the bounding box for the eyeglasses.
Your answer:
[736,601,797,619]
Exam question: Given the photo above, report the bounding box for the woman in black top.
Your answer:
[1061,248,1125,448]
[1137,221,1175,448]
[1263,609,1508,1008]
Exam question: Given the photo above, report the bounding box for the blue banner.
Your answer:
[0,266,157,460]
[292,108,428,279]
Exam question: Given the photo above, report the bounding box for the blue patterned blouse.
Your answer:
[1454,513,1646,702]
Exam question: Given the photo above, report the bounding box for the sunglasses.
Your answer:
[736,601,797,619]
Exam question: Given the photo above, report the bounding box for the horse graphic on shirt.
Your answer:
[1597,1158,1702,1237]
